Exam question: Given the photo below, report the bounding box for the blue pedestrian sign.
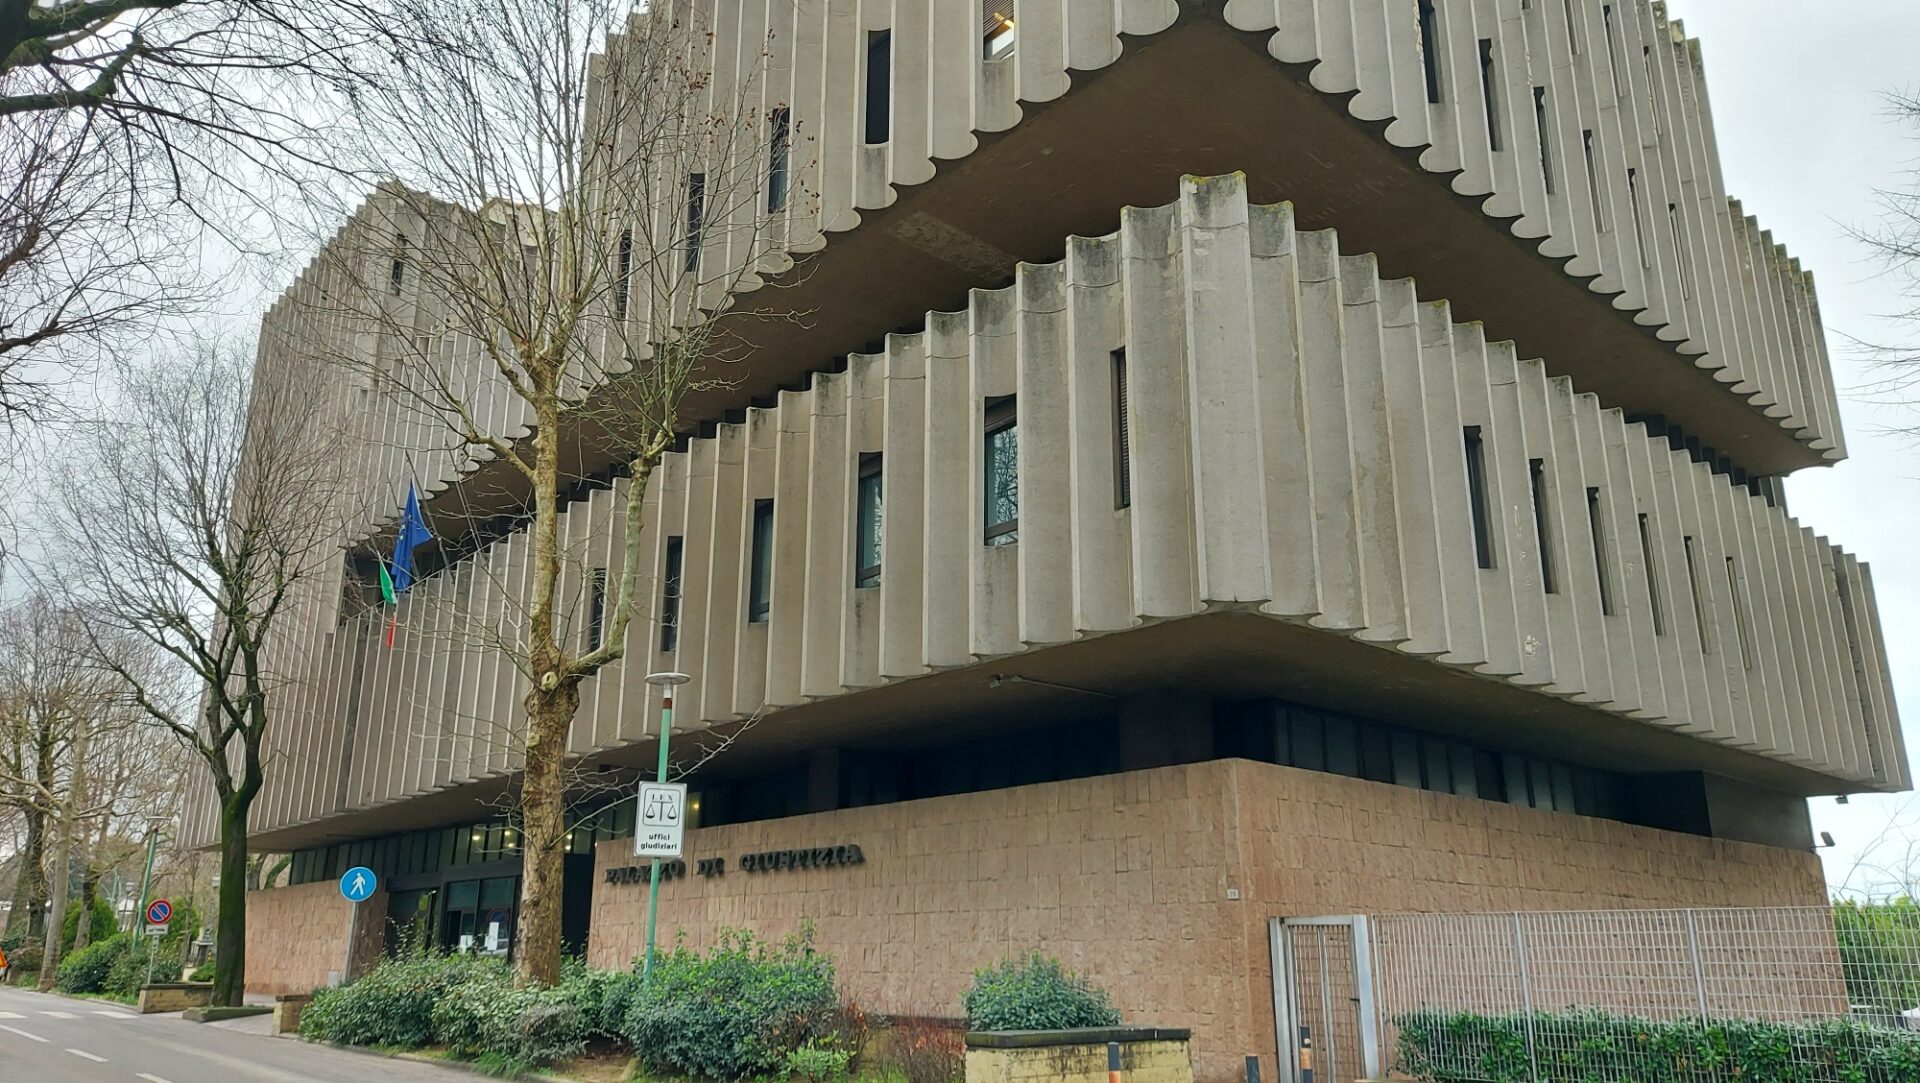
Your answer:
[339,866,378,902]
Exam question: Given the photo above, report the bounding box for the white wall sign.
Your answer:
[636,780,688,858]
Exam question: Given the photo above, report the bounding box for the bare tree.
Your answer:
[300,0,808,983]
[1854,90,1920,429]
[47,338,346,1006]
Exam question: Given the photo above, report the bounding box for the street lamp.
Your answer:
[132,815,169,933]
[641,671,691,988]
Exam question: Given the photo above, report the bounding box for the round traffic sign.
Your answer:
[339,865,379,902]
[146,899,172,925]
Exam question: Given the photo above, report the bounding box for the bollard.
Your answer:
[1244,1054,1261,1083]
[1107,1041,1123,1083]
[1297,1026,1313,1083]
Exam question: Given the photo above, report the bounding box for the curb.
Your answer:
[295,1036,601,1082]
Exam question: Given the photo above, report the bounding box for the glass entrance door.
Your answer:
[441,876,518,959]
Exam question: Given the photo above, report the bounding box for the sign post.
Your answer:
[338,866,378,985]
[143,899,172,985]
[640,671,691,988]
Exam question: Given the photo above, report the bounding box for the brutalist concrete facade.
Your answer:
[227,1,1906,1057]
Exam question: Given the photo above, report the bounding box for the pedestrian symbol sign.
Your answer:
[635,781,687,858]
[339,866,378,902]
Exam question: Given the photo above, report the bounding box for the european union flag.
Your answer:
[390,483,433,594]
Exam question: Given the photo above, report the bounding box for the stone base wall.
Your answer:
[137,983,213,1014]
[965,1034,1193,1083]
[589,758,1824,1083]
[243,881,386,995]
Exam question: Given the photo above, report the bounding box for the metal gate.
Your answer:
[1269,916,1381,1083]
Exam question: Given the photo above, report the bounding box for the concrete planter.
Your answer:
[273,993,312,1034]
[965,1027,1193,1083]
[137,982,214,1014]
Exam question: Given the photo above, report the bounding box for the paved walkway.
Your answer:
[0,984,476,1082]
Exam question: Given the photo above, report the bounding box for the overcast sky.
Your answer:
[1664,0,1920,894]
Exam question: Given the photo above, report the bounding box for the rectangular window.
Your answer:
[1725,557,1753,670]
[390,234,408,293]
[1418,0,1442,103]
[1478,39,1501,151]
[1529,458,1556,593]
[865,30,892,144]
[1464,427,1494,569]
[855,453,883,588]
[1683,535,1710,652]
[768,107,791,212]
[1668,203,1692,299]
[615,228,632,318]
[749,500,774,623]
[659,536,684,652]
[1587,487,1615,615]
[984,2,1016,60]
[1563,0,1581,54]
[1638,513,1665,634]
[984,396,1019,545]
[586,568,607,652]
[1602,5,1622,99]
[1534,86,1554,193]
[1111,349,1132,509]
[1583,130,1604,231]
[1627,167,1649,267]
[684,173,706,273]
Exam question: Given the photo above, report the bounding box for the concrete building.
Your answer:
[221,3,1905,1080]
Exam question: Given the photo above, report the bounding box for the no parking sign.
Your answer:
[145,898,172,936]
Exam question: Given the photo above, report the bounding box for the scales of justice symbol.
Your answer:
[645,788,682,824]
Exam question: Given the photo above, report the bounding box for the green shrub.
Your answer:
[560,959,643,1039]
[963,953,1120,1032]
[619,927,841,1081]
[104,939,180,998]
[301,953,504,1048]
[188,961,216,983]
[784,1036,854,1083]
[60,896,120,953]
[432,967,587,1067]
[1394,1007,1920,1083]
[56,935,130,994]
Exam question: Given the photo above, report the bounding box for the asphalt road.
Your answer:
[0,984,478,1082]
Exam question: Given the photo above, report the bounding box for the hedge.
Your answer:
[619,927,839,1081]
[1395,1008,1920,1083]
[963,953,1121,1032]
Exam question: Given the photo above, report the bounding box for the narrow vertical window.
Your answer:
[1478,39,1501,151]
[1111,349,1132,510]
[1602,5,1622,99]
[767,107,791,213]
[659,536,684,652]
[615,228,633,318]
[586,568,608,652]
[855,453,883,588]
[984,396,1019,545]
[1563,0,1581,54]
[1725,557,1753,669]
[1683,535,1709,652]
[390,234,408,293]
[684,172,706,273]
[1583,130,1605,231]
[1418,0,1442,104]
[1587,487,1615,615]
[1668,203,1692,299]
[1627,168,1649,267]
[1534,87,1554,193]
[1464,427,1494,569]
[1529,458,1557,593]
[1642,46,1660,135]
[983,2,1016,60]
[865,30,892,144]
[748,500,774,622]
[1637,513,1665,635]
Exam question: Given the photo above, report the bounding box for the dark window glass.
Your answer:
[1418,0,1441,103]
[615,228,632,318]
[1288,710,1325,773]
[983,2,1016,60]
[1534,86,1554,193]
[984,396,1019,545]
[1112,350,1131,509]
[1726,557,1753,670]
[390,234,407,292]
[1583,129,1604,231]
[1464,427,1494,569]
[1684,535,1710,652]
[1627,167,1648,266]
[1587,486,1615,615]
[660,536,683,652]
[586,568,607,652]
[865,31,891,143]
[1479,39,1501,150]
[1669,203,1692,299]
[685,173,706,273]
[856,453,883,587]
[1638,513,1665,634]
[768,107,791,212]
[1530,458,1556,592]
[749,499,774,622]
[1324,715,1360,778]
[1602,4,1622,98]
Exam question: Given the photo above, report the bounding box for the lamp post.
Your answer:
[641,671,691,988]
[132,816,167,933]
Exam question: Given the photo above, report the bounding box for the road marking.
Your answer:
[43,1010,79,1018]
[0,1023,47,1043]
[138,1075,177,1083]
[67,1047,108,1062]
[0,1011,23,1019]
[92,1009,132,1016]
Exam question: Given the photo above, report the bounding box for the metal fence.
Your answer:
[1274,904,1920,1082]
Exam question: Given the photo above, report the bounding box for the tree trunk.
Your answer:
[514,680,578,986]
[212,800,249,1007]
[36,809,74,988]
[3,809,44,940]
[72,866,99,955]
